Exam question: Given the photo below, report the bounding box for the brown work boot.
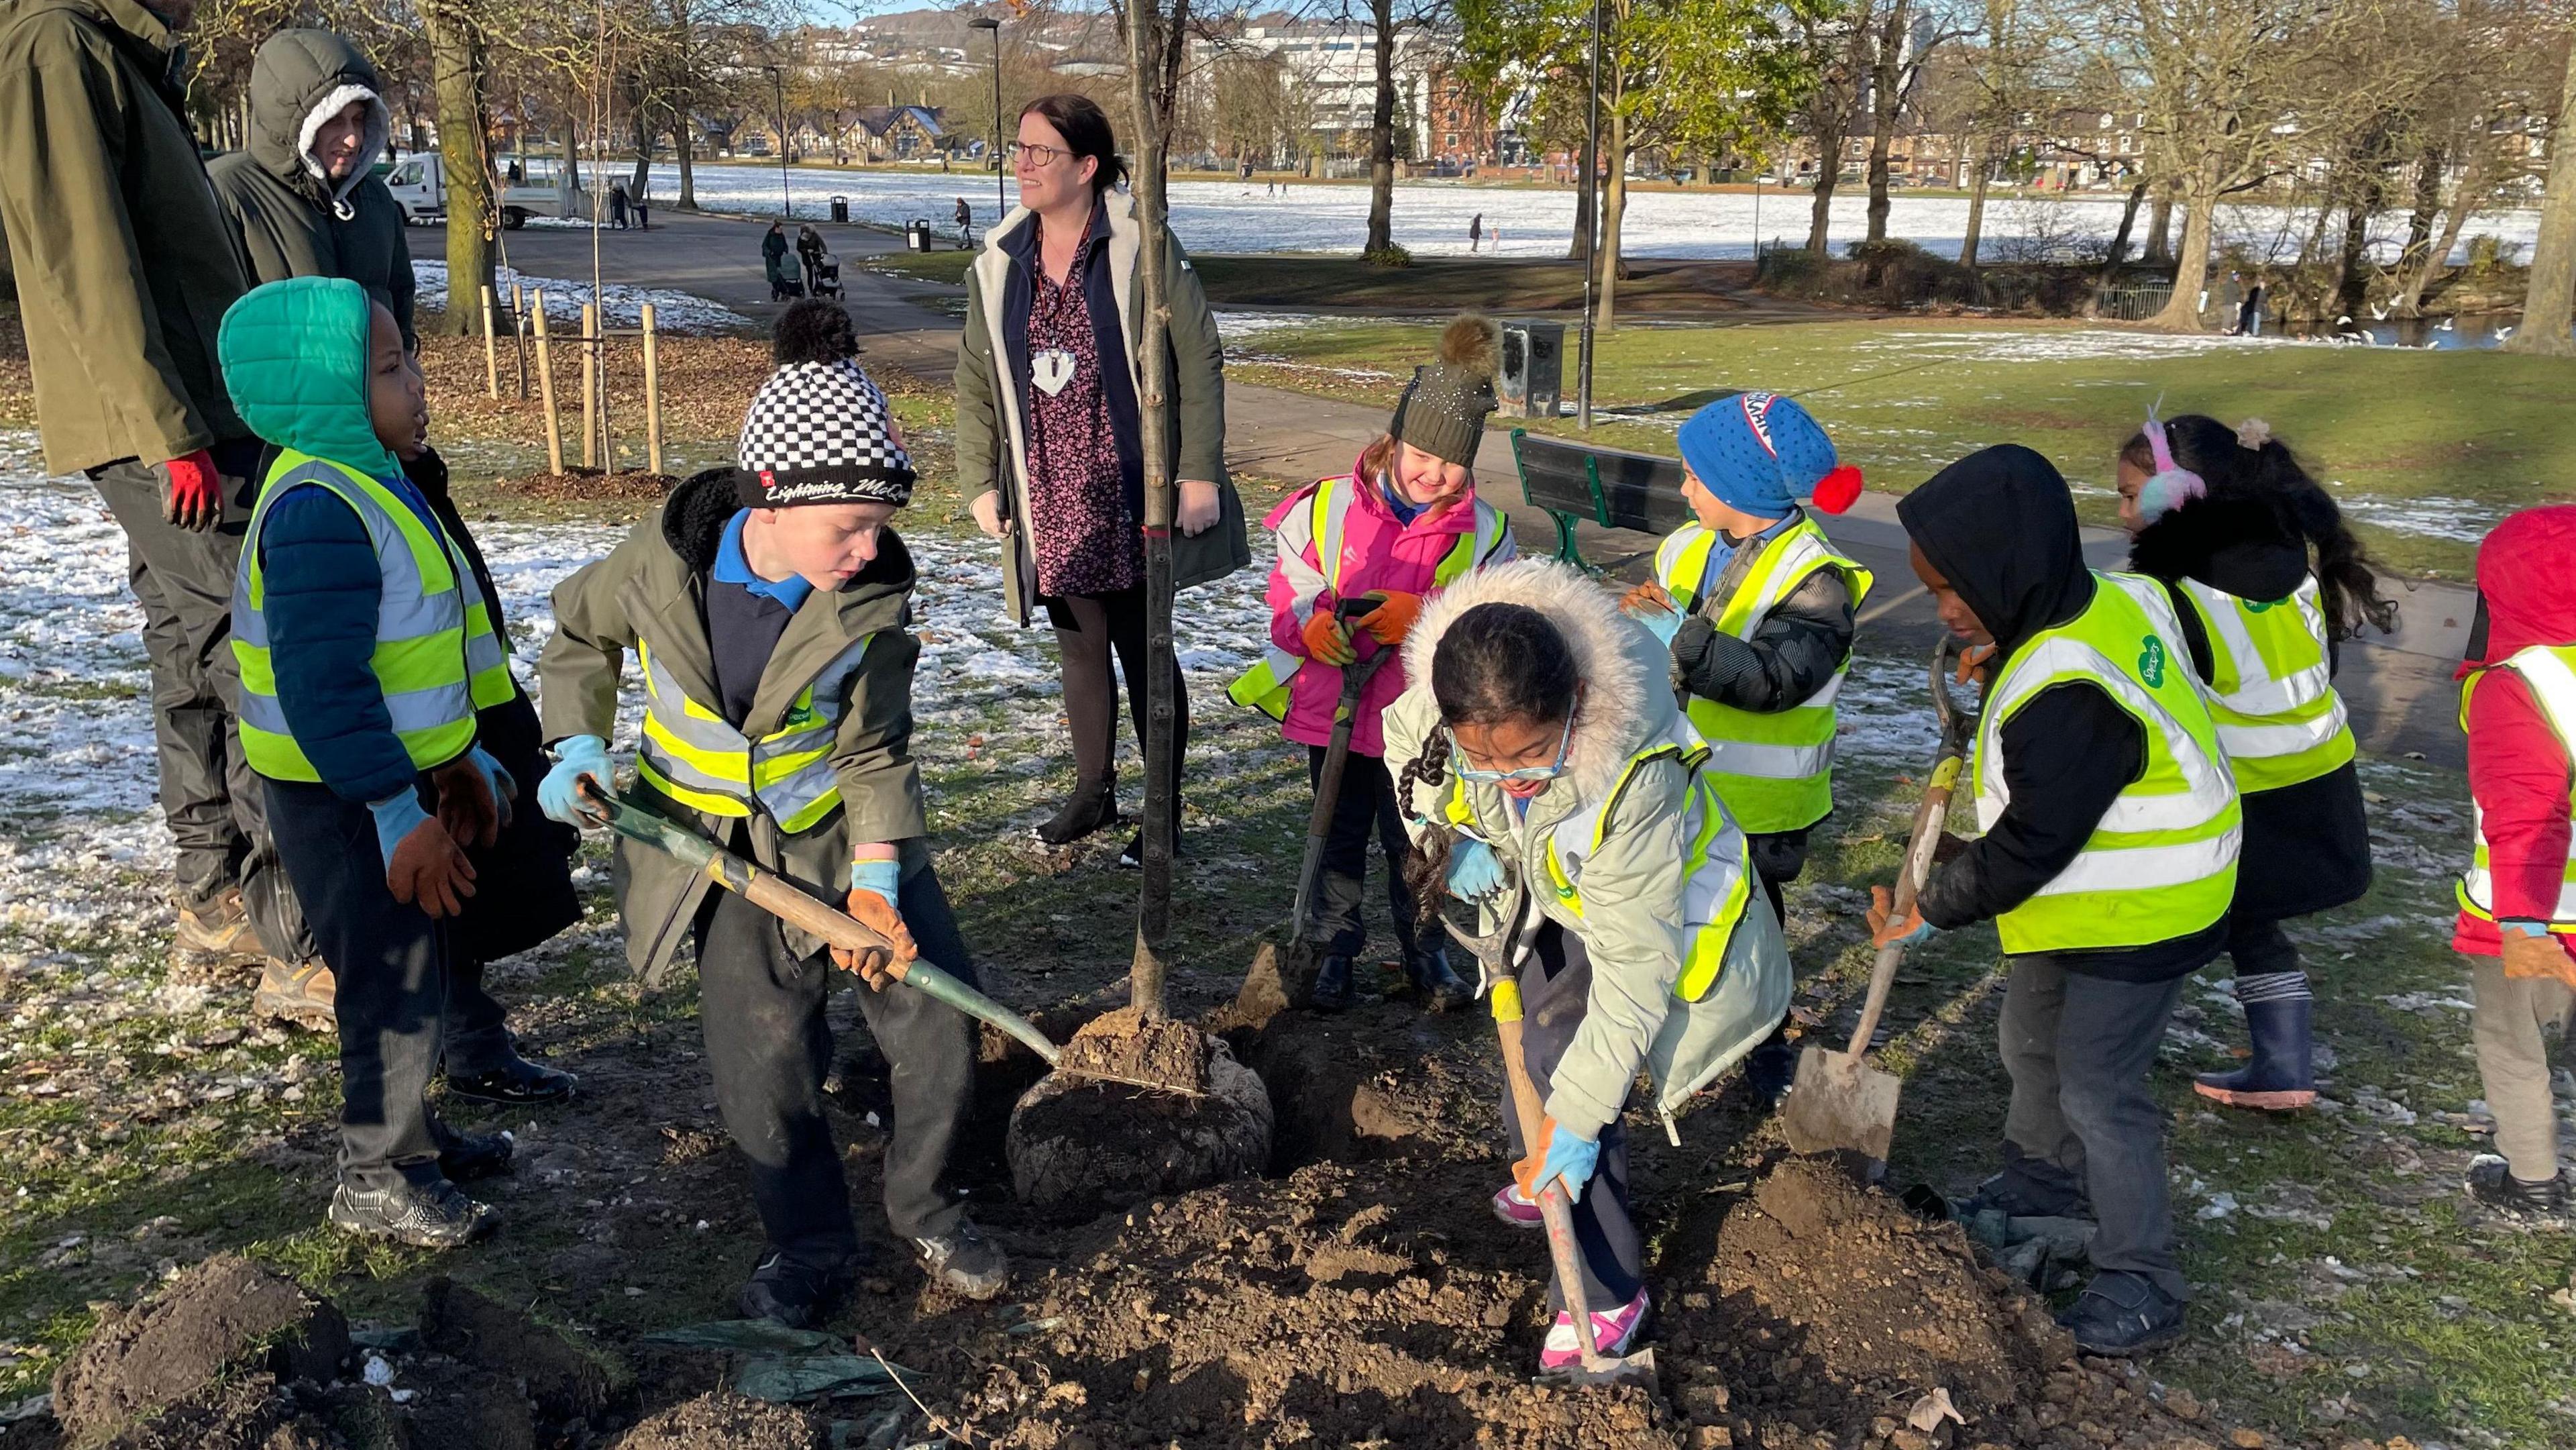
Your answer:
[169,890,264,984]
[254,957,337,1032]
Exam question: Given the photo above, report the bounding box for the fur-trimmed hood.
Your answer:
[1400,558,1670,805]
[244,30,391,215]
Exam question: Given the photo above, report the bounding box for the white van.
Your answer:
[385,153,596,229]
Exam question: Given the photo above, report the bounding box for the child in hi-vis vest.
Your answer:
[1620,391,1867,1105]
[1230,315,1515,1013]
[2453,506,2576,1226]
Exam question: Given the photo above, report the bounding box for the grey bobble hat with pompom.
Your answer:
[1388,314,1502,468]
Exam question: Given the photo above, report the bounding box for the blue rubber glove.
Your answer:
[538,735,613,826]
[368,788,432,867]
[1446,838,1506,904]
[849,858,901,911]
[2501,919,2552,939]
[1536,1125,1601,1204]
[467,745,515,804]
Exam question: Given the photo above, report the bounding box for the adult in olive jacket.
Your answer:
[208,28,417,348]
[0,0,315,996]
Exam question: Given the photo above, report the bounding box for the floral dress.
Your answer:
[1022,214,1138,598]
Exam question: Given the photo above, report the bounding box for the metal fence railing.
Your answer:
[2095,281,2174,321]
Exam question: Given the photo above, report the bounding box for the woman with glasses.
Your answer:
[957,93,1249,866]
[1385,558,1790,1373]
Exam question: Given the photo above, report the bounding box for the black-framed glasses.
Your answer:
[1008,141,1072,168]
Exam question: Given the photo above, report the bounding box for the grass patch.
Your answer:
[863,250,1766,317]
[1228,314,2576,580]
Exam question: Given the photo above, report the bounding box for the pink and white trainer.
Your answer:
[1538,1288,1649,1371]
[1491,1182,1543,1227]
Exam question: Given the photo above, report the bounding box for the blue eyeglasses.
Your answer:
[1450,715,1575,784]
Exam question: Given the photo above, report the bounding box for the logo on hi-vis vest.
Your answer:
[2137,635,2167,688]
[2244,599,2279,614]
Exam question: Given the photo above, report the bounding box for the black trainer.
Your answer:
[1117,825,1185,870]
[2055,1270,2185,1357]
[327,1176,499,1249]
[1034,775,1120,846]
[912,1223,1009,1300]
[1405,946,1472,1013]
[437,1129,516,1183]
[2467,1155,2573,1225]
[444,1055,579,1106]
[1743,1033,1797,1110]
[741,1252,854,1329]
[1308,955,1358,1013]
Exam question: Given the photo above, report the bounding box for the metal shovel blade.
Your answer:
[1537,1343,1658,1388]
[1779,1044,1904,1167]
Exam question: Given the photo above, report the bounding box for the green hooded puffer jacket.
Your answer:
[208,30,417,350]
[217,274,400,480]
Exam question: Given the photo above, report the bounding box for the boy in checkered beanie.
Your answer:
[533,299,1008,1320]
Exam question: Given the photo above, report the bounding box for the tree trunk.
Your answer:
[2508,43,2576,356]
[676,119,697,207]
[1570,159,1594,261]
[2398,141,2443,278]
[2397,138,2493,317]
[1864,0,1907,243]
[1806,127,1842,254]
[630,98,656,197]
[1600,110,1628,333]
[561,117,581,193]
[2147,175,2216,331]
[1363,0,1395,254]
[1960,148,1988,268]
[2334,174,2381,321]
[425,7,492,338]
[2102,180,2147,268]
[2144,183,2174,262]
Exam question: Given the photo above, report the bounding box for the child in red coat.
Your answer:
[2455,505,2576,1223]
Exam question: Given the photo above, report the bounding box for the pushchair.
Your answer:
[766,252,804,301]
[812,253,843,299]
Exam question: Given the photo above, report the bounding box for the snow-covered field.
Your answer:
[409,261,748,333]
[650,162,2542,267]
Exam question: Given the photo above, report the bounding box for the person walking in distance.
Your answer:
[0,0,296,992]
[1468,213,1483,253]
[610,178,631,229]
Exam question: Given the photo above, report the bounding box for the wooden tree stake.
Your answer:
[579,302,599,470]
[480,285,499,398]
[532,294,564,475]
[641,303,665,476]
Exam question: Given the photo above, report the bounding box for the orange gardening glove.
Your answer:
[834,884,918,989]
[1351,590,1424,647]
[1301,608,1356,666]
[1955,642,1998,687]
[1619,580,1675,617]
[2499,927,2576,990]
[1511,1114,1560,1200]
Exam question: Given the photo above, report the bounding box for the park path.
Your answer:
[439,210,2473,767]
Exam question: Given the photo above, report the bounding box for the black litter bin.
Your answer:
[906,219,933,252]
[830,195,849,223]
[1499,321,1565,419]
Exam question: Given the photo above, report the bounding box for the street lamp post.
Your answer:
[969,16,1004,225]
[764,63,790,217]
[1575,0,1603,431]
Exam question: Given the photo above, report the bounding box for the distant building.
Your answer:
[852,105,949,161]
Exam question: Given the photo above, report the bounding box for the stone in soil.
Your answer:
[1006,1011,1272,1207]
[610,1392,826,1450]
[50,1254,350,1442]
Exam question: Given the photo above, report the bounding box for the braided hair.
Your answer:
[2121,414,2398,641]
[1399,602,1580,930]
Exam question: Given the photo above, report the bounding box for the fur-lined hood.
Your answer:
[1400,558,1670,805]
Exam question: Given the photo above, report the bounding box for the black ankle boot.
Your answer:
[1405,946,1471,1013]
[1309,955,1357,1012]
[1034,775,1118,846]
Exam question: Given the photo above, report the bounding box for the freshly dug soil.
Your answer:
[50,1255,348,1443]
[419,1276,618,1425]
[93,1375,333,1450]
[610,1392,826,1450]
[1056,1007,1212,1092]
[1006,1013,1273,1208]
[491,468,679,503]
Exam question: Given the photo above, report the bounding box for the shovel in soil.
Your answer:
[1779,636,1982,1174]
[575,782,1197,1098]
[1443,882,1658,1388]
[1281,597,1395,1006]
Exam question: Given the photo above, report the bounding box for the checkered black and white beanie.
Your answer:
[733,358,915,509]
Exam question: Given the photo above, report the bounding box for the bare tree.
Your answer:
[2508,30,2576,355]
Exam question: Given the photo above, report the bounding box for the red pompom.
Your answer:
[1811,463,1864,515]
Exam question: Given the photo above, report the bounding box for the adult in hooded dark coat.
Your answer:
[2116,414,2390,1115]
[1880,444,2240,1359]
[208,30,416,348]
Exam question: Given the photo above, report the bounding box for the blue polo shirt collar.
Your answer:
[714,509,815,611]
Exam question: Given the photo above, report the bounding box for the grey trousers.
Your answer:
[91,460,313,962]
[2469,959,2575,1182]
[695,838,976,1265]
[1499,921,1642,1314]
[262,777,449,1189]
[1997,957,2189,1302]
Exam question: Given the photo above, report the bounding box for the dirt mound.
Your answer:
[419,1276,620,1425]
[1711,1157,2037,1407]
[1057,1007,1212,1092]
[610,1392,825,1450]
[493,468,678,503]
[93,1374,331,1450]
[51,1255,348,1442]
[1007,1015,1273,1208]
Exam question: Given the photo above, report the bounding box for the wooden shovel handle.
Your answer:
[1841,751,1960,1059]
[1491,982,1610,1365]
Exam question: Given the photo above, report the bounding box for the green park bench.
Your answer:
[1509,428,1693,569]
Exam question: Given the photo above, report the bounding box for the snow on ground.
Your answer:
[409,260,748,333]
[649,162,2544,267]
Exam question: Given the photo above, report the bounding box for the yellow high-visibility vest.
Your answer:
[2170,576,2355,793]
[2458,643,2576,932]
[634,633,873,835]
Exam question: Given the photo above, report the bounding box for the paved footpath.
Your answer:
[430,210,2474,767]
